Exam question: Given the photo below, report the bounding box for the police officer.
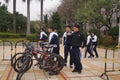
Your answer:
[40,28,48,42]
[71,24,85,74]
[48,27,59,54]
[92,32,99,58]
[62,25,73,68]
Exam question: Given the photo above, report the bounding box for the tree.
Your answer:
[5,0,16,33]
[50,12,63,36]
[108,26,119,40]
[58,0,119,30]
[40,0,43,28]
[0,4,27,33]
[22,0,31,35]
[50,12,62,30]
[58,0,83,25]
[76,0,119,29]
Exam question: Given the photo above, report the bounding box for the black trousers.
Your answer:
[84,45,94,57]
[92,43,98,57]
[71,47,82,71]
[64,45,73,65]
[53,46,60,54]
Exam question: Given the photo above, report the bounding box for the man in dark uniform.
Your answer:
[71,24,85,74]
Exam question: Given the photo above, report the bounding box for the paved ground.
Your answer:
[0,44,120,80]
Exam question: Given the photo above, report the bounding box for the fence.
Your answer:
[101,47,120,80]
[0,40,13,61]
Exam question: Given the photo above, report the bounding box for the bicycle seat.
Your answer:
[44,44,57,48]
[40,42,49,46]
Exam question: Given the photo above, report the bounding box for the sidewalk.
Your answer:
[0,45,120,80]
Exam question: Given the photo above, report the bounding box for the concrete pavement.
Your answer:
[0,45,120,80]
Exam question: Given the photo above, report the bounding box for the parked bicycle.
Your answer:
[11,41,64,80]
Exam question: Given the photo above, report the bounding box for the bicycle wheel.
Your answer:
[13,55,33,73]
[38,54,45,69]
[11,52,25,67]
[16,72,24,80]
[46,53,64,74]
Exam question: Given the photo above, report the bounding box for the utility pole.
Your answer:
[40,0,43,29]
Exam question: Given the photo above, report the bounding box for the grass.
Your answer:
[0,38,26,42]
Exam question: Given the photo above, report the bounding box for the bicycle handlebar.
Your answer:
[22,42,34,51]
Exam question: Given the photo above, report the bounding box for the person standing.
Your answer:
[48,27,60,54]
[92,32,99,58]
[71,24,85,74]
[84,31,94,58]
[40,28,48,42]
[62,25,73,68]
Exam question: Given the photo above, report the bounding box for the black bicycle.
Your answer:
[12,42,64,80]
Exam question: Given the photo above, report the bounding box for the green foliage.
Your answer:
[26,34,38,42]
[90,29,100,37]
[98,36,118,47]
[0,33,26,38]
[50,12,62,30]
[50,12,63,37]
[108,26,119,39]
[0,3,27,33]
[44,14,48,24]
[76,0,118,29]
[30,21,40,33]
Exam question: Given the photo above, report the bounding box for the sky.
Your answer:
[0,0,62,20]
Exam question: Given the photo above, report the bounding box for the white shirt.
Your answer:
[62,32,67,45]
[62,31,73,45]
[40,31,47,39]
[92,35,97,42]
[86,35,92,45]
[49,32,58,43]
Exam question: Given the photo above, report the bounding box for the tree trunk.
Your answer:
[26,0,30,35]
[13,0,16,33]
[40,0,43,29]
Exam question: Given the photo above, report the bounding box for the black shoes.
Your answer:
[78,70,82,74]
[72,69,78,72]
[95,56,99,58]
[64,63,67,66]
[70,65,73,68]
[88,55,94,58]
[72,69,82,74]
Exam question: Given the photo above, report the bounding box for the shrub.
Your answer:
[0,33,27,38]
[0,33,21,38]
[98,36,118,47]
[108,26,119,40]
[18,33,26,38]
[26,34,38,42]
[90,29,100,37]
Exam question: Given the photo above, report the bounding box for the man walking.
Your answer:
[71,24,85,74]
[62,25,73,68]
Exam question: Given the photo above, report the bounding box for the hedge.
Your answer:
[98,36,118,47]
[0,33,26,38]
[26,34,38,42]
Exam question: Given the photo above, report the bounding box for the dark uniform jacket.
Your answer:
[71,32,85,48]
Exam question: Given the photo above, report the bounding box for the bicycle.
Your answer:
[12,42,64,80]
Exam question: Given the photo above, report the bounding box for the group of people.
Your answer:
[84,31,99,58]
[39,24,99,74]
